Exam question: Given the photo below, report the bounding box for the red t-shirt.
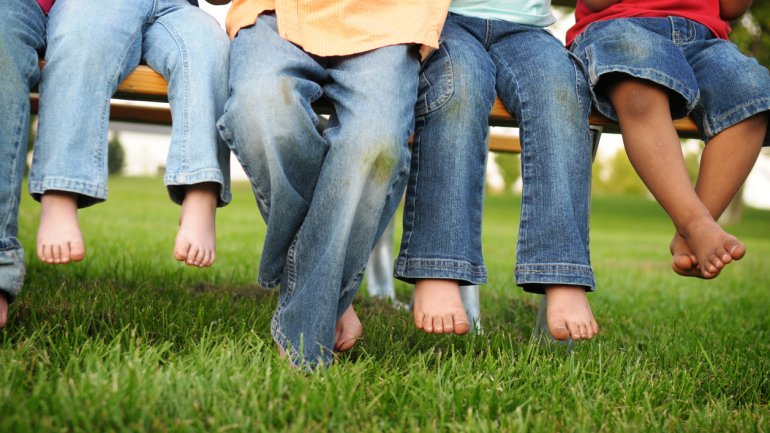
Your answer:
[566,0,731,46]
[37,0,55,13]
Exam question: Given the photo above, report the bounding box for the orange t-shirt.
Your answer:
[225,0,451,59]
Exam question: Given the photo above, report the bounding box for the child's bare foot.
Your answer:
[0,292,8,329]
[334,304,363,352]
[37,191,85,264]
[670,233,701,277]
[680,217,745,279]
[413,279,471,335]
[544,286,598,341]
[174,183,218,268]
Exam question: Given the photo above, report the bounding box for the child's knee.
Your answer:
[608,78,670,117]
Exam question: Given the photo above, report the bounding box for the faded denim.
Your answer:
[218,13,419,367]
[395,13,596,292]
[29,0,231,208]
[0,0,47,301]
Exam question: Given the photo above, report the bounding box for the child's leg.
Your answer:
[606,78,742,278]
[492,26,598,340]
[671,36,770,276]
[32,0,152,263]
[670,114,766,276]
[143,3,231,267]
[220,15,418,367]
[394,15,494,335]
[0,0,45,314]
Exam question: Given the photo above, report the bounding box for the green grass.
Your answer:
[4,177,769,432]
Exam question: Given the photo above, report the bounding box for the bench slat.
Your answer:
[32,64,702,154]
[115,65,701,138]
[489,95,700,137]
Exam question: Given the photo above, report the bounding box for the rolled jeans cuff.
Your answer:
[0,247,26,302]
[29,177,108,208]
[515,263,596,293]
[164,169,230,207]
[394,257,487,286]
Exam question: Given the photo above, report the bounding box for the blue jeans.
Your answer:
[395,13,596,292]
[218,13,418,367]
[0,0,47,301]
[29,0,231,208]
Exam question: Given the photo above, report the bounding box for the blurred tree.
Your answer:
[731,4,770,68]
[108,132,125,176]
[712,4,769,221]
[26,115,37,175]
[494,152,521,194]
[592,149,647,196]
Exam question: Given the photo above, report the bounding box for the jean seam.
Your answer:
[281,235,299,308]
[515,263,596,288]
[399,120,423,261]
[703,97,770,138]
[164,168,224,184]
[155,17,192,172]
[99,28,145,175]
[4,99,25,235]
[491,49,531,256]
[269,235,300,363]
[0,239,22,251]
[396,258,487,274]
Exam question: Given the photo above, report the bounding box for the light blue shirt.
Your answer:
[449,0,556,27]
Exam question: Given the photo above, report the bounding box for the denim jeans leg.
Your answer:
[491,26,595,292]
[280,45,417,366]
[218,15,418,366]
[395,16,495,286]
[29,0,153,207]
[218,16,328,290]
[0,0,47,301]
[145,0,232,206]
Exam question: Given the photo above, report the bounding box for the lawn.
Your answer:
[3,177,769,432]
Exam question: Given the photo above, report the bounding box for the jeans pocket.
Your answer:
[415,41,454,117]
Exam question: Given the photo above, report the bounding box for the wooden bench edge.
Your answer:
[33,64,702,153]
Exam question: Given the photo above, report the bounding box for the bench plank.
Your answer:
[32,64,702,153]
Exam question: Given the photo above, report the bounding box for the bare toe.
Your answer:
[729,242,746,261]
[454,318,471,335]
[550,323,571,341]
[442,313,455,334]
[432,316,444,334]
[414,312,425,330]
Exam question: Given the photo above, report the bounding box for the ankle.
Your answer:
[41,191,79,212]
[184,183,218,205]
[677,213,717,239]
[415,279,460,292]
[545,285,587,297]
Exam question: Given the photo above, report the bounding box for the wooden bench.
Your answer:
[29,63,701,334]
[30,64,701,150]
